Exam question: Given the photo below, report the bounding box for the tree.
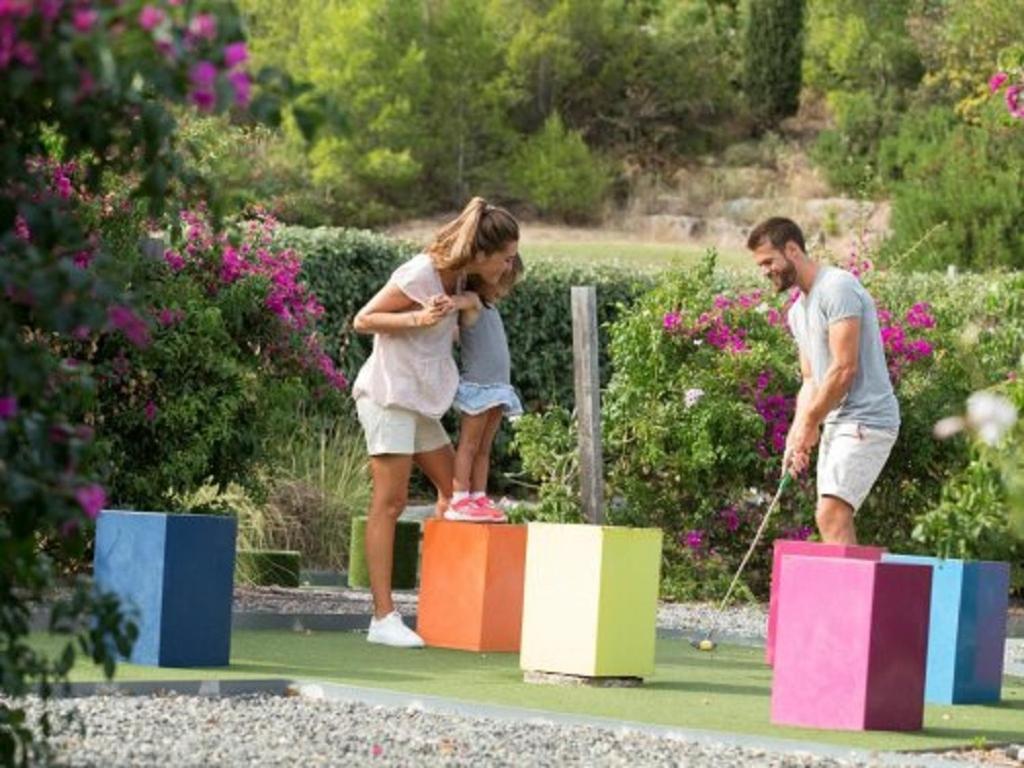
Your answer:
[743,0,807,129]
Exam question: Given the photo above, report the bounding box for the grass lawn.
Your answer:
[521,241,751,273]
[32,631,1024,752]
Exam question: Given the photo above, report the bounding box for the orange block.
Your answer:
[416,519,527,652]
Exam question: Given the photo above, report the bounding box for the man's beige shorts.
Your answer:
[817,422,898,512]
[355,398,450,456]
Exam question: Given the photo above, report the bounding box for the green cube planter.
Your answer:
[348,516,420,590]
[235,549,301,588]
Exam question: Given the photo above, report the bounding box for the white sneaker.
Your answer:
[367,611,425,648]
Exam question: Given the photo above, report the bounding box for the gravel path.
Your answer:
[11,693,955,768]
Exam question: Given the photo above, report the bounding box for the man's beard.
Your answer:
[772,259,797,293]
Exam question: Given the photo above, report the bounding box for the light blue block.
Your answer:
[94,510,237,667]
[882,554,1009,704]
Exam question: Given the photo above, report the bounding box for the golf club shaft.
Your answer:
[705,474,790,638]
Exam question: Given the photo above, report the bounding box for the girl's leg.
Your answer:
[366,454,413,618]
[453,411,492,495]
[470,407,504,494]
[413,443,455,518]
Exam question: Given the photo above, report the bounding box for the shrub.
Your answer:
[507,114,612,222]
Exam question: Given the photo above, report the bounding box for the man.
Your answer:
[748,217,900,544]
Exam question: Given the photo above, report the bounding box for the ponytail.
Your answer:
[427,196,519,271]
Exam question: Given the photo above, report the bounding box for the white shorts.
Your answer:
[355,398,450,456]
[816,422,898,512]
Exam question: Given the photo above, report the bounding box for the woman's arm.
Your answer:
[353,283,453,334]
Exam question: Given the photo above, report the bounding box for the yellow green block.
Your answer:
[519,523,663,678]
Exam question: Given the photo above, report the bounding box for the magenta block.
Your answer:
[766,540,886,665]
[770,556,931,731]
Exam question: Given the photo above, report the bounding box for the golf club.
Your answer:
[690,470,794,652]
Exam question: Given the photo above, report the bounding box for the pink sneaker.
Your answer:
[444,497,503,523]
[473,496,507,522]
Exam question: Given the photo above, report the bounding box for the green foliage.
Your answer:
[877,108,1024,270]
[507,114,611,221]
[235,549,302,587]
[743,0,807,129]
[508,406,583,523]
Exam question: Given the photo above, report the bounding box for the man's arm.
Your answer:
[785,319,860,472]
[784,351,817,475]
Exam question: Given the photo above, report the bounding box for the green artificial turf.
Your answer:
[30,631,1024,752]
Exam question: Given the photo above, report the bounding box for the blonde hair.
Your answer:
[467,252,524,306]
[427,196,519,271]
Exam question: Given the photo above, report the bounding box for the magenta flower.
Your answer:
[220,245,246,283]
[74,484,107,520]
[719,506,740,532]
[1007,85,1024,119]
[0,395,16,420]
[73,250,93,268]
[138,5,165,31]
[14,215,30,241]
[684,529,704,551]
[188,13,217,42]
[663,311,682,331]
[713,294,732,310]
[227,69,251,108]
[223,42,248,69]
[905,302,935,329]
[144,400,157,422]
[156,307,185,327]
[73,8,98,33]
[989,72,1009,94]
[163,248,186,272]
[107,305,152,348]
[189,61,217,112]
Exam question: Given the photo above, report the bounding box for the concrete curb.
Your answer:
[40,678,292,698]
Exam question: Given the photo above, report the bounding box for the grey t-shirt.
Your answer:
[787,266,900,429]
[460,305,511,385]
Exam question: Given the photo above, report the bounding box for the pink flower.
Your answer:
[138,5,165,31]
[189,61,217,111]
[227,69,250,108]
[144,400,157,422]
[719,506,740,532]
[188,12,217,42]
[1006,85,1023,118]
[73,8,98,33]
[14,215,30,241]
[163,248,186,272]
[157,307,184,327]
[663,311,681,331]
[684,529,704,551]
[223,41,247,69]
[905,302,935,329]
[220,246,246,283]
[713,294,732,310]
[0,395,16,420]
[74,484,107,519]
[989,71,1009,94]
[73,250,92,268]
[107,305,152,348]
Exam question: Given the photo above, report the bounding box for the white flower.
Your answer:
[966,391,1018,446]
[693,339,703,346]
[684,388,705,408]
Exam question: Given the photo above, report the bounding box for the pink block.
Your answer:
[770,556,931,731]
[766,540,885,665]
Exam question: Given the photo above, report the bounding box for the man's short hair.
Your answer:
[747,217,806,253]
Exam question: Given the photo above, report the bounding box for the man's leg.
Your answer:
[816,494,857,544]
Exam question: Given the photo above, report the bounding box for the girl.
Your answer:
[351,197,518,648]
[445,254,525,522]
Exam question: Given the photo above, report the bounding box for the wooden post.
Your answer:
[571,286,603,524]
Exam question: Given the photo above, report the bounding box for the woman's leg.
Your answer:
[453,411,491,495]
[470,407,504,494]
[366,454,413,618]
[413,443,455,518]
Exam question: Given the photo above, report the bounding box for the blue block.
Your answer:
[94,510,237,667]
[882,554,1009,704]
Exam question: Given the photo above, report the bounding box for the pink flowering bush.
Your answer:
[74,202,347,509]
[0,2,302,759]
